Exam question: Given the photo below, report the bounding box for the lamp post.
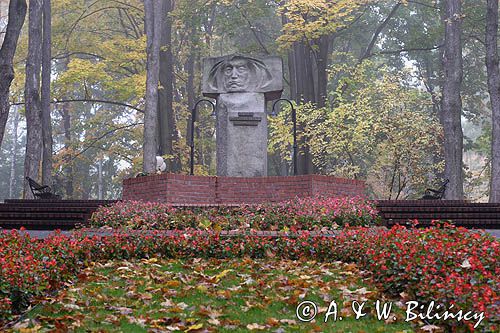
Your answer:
[189,99,216,175]
[271,98,298,176]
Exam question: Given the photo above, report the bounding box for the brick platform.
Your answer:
[122,174,366,204]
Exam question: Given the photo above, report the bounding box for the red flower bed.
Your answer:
[89,196,379,230]
[351,224,499,332]
[0,225,498,331]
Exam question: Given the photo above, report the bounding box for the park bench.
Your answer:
[420,179,449,200]
[25,177,61,200]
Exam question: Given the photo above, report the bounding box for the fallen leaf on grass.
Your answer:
[18,327,42,333]
[185,323,203,331]
[419,324,444,332]
[108,306,134,315]
[213,269,233,282]
[117,266,131,271]
[279,319,297,325]
[63,303,81,310]
[247,323,267,330]
[127,316,147,327]
[166,280,182,288]
[177,302,189,309]
[208,318,220,326]
[161,299,175,307]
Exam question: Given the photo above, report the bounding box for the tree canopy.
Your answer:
[0,0,497,201]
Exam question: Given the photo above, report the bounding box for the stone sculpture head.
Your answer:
[207,55,273,93]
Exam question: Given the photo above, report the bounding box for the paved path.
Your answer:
[3,228,499,240]
[486,229,500,238]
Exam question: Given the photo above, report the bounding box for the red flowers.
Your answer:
[0,223,498,331]
[90,196,379,231]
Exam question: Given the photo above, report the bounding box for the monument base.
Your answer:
[122,174,366,205]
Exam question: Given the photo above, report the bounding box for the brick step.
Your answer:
[375,200,500,207]
[375,200,500,228]
[0,220,85,230]
[385,219,499,227]
[378,206,500,213]
[0,200,114,230]
[383,212,500,219]
[0,206,96,213]
[385,218,500,223]
[1,203,114,209]
[4,199,117,204]
[0,212,88,220]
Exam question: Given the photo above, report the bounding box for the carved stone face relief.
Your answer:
[222,58,251,92]
[207,55,274,93]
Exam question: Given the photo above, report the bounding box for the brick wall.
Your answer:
[122,174,366,204]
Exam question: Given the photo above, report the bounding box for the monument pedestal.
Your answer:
[122,174,366,205]
[216,93,267,177]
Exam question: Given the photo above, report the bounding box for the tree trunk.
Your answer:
[289,42,316,175]
[23,0,43,198]
[185,45,196,162]
[9,106,19,198]
[157,0,180,171]
[97,157,103,200]
[143,0,163,173]
[486,0,500,202]
[62,101,73,197]
[315,35,332,108]
[102,156,112,198]
[41,0,53,186]
[103,156,115,198]
[441,0,464,199]
[287,47,297,101]
[56,58,73,198]
[80,160,90,200]
[0,0,27,148]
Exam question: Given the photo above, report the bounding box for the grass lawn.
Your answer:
[9,258,415,332]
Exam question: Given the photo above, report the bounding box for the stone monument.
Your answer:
[202,54,283,177]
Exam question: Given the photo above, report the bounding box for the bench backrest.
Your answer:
[434,179,450,199]
[26,177,44,191]
[438,179,450,193]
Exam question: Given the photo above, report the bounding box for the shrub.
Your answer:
[89,196,378,230]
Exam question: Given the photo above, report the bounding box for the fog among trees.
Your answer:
[0,0,499,201]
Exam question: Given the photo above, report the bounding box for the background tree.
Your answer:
[0,0,497,201]
[23,0,43,198]
[486,0,500,202]
[41,0,52,186]
[0,0,26,147]
[157,0,180,171]
[143,0,163,173]
[441,0,464,199]
[279,0,369,174]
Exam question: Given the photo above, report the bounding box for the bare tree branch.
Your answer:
[407,0,439,10]
[65,4,141,50]
[360,2,402,61]
[11,98,144,113]
[66,122,144,162]
[52,51,105,60]
[235,4,270,55]
[369,43,444,57]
